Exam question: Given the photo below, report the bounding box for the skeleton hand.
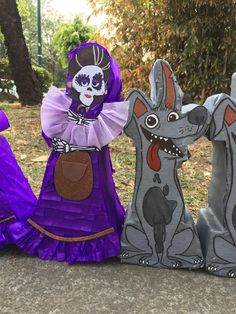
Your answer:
[68,109,96,126]
[52,137,71,153]
[52,137,100,153]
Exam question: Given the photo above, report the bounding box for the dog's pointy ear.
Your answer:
[149,59,182,111]
[134,97,148,118]
[162,61,176,110]
[125,88,150,121]
[224,105,236,126]
[204,94,236,139]
[124,89,149,146]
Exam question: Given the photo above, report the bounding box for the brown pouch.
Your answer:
[54,151,93,201]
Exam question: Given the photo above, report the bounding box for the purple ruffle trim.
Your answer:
[9,221,121,264]
[0,221,13,250]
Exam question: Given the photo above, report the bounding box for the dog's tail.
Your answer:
[154,223,165,253]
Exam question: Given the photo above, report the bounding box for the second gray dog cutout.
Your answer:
[197,93,236,277]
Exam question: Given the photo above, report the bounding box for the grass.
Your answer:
[0,103,212,220]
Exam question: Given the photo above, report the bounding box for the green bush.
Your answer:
[33,65,53,93]
[0,57,11,78]
[0,57,13,92]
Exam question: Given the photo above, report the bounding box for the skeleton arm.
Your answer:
[52,137,99,153]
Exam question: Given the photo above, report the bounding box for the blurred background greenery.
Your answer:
[1,0,236,104]
[0,0,221,215]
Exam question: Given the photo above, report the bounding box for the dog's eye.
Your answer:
[145,114,159,128]
[167,111,180,122]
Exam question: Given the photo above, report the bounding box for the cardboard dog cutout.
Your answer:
[197,93,236,277]
[121,60,209,269]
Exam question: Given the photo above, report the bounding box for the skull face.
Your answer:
[72,65,106,107]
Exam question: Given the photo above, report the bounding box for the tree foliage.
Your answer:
[0,0,42,105]
[16,0,66,84]
[33,65,52,93]
[16,0,37,61]
[0,57,14,93]
[0,0,96,89]
[89,0,168,95]
[168,0,236,100]
[53,17,95,68]
[89,0,236,101]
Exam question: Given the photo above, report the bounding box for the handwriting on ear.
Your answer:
[224,105,236,126]
[162,62,176,109]
[134,98,148,118]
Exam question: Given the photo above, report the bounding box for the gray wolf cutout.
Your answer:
[120,59,209,269]
[197,93,236,277]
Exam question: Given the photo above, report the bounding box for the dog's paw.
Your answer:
[207,264,219,272]
[228,269,236,278]
[120,250,129,258]
[139,254,159,266]
[172,260,182,268]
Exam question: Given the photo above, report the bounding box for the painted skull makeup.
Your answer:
[72,65,106,107]
[67,44,111,106]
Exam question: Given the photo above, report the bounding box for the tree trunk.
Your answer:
[0,0,42,105]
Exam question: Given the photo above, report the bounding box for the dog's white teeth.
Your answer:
[164,138,168,141]
[160,137,163,140]
[151,133,154,137]
[176,148,179,151]
[150,139,153,143]
[164,148,167,152]
[169,151,172,154]
[173,145,175,148]
[154,135,157,139]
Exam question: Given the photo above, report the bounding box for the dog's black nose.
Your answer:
[187,106,207,125]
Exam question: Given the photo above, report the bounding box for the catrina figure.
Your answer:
[10,42,129,263]
[0,111,36,249]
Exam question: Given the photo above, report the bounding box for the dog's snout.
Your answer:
[187,106,207,125]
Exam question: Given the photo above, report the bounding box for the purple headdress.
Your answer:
[66,42,122,104]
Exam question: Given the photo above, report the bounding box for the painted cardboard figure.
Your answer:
[121,60,209,269]
[0,111,36,249]
[10,42,129,263]
[197,93,236,277]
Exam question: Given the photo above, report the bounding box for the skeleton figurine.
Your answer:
[121,59,209,269]
[12,43,129,264]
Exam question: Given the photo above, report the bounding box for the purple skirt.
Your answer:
[10,146,125,264]
[0,135,36,249]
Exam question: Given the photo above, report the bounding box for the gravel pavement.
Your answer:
[0,246,236,314]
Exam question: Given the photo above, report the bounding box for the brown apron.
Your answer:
[54,151,93,201]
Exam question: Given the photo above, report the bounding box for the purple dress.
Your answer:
[0,111,36,249]
[11,43,129,263]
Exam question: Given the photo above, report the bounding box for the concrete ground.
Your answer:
[0,246,236,314]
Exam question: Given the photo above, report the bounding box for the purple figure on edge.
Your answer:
[0,111,36,249]
[10,42,129,263]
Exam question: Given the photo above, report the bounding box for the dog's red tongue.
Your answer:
[147,143,161,171]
